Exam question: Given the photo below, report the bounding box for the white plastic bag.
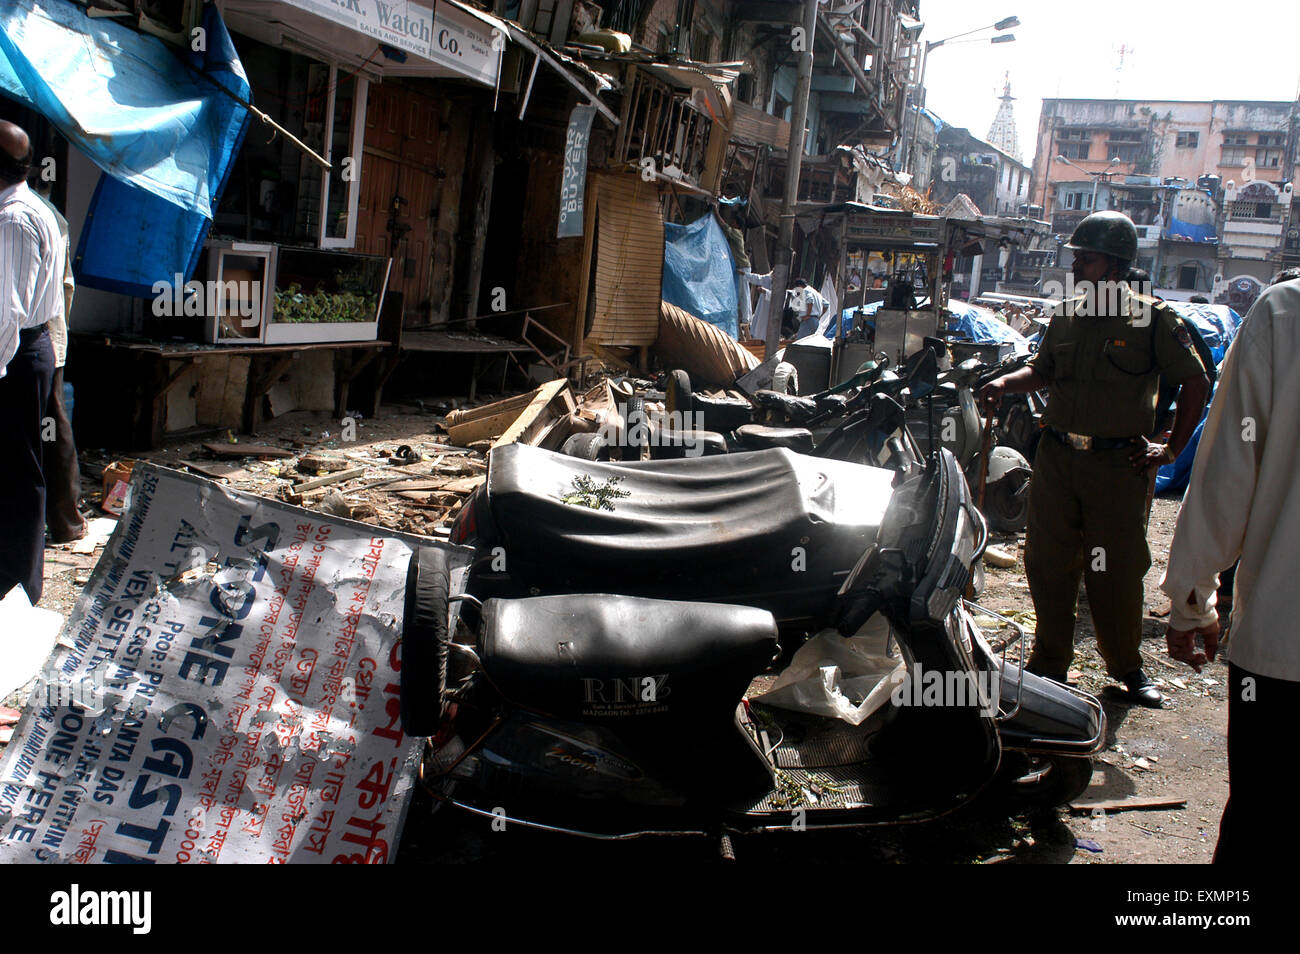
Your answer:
[751,615,906,725]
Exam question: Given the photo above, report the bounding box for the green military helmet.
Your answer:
[1065,210,1138,266]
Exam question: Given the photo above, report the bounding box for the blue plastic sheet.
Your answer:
[1168,218,1216,243]
[945,301,1031,351]
[1164,302,1241,365]
[663,214,739,339]
[824,299,1030,352]
[0,0,250,295]
[825,300,881,339]
[1155,374,1220,495]
[1154,307,1240,494]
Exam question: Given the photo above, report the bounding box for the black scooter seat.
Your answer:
[480,595,778,721]
[754,389,818,422]
[481,444,896,613]
[732,424,815,453]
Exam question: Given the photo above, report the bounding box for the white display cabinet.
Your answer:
[204,241,275,344]
[263,246,389,345]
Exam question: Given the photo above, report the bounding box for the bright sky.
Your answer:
[917,0,1300,163]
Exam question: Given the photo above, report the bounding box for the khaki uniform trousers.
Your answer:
[1023,433,1151,678]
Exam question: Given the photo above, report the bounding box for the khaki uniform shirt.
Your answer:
[1029,285,1205,438]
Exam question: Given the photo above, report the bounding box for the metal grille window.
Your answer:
[616,69,714,185]
[1059,142,1089,160]
[1175,131,1199,149]
[1228,200,1281,221]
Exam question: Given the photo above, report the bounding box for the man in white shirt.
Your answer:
[0,121,64,603]
[33,178,85,544]
[1160,276,1300,863]
[789,278,829,340]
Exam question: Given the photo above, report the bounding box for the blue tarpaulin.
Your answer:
[945,300,1032,351]
[1168,218,1216,243]
[1153,305,1241,494]
[825,299,1031,352]
[0,0,250,296]
[663,214,739,339]
[1164,302,1242,365]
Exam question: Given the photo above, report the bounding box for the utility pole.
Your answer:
[766,0,818,361]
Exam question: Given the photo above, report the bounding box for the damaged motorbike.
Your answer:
[396,438,1105,843]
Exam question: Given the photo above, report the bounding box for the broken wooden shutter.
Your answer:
[587,172,664,347]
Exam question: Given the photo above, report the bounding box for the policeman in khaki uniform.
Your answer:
[980,212,1210,707]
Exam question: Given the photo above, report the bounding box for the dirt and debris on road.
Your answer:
[11,395,1229,863]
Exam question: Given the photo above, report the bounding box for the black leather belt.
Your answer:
[1046,427,1140,451]
[18,324,48,345]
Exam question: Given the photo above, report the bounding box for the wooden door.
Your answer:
[356,81,446,324]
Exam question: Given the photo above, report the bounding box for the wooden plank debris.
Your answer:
[293,466,367,493]
[1068,797,1188,814]
[182,460,247,482]
[444,379,575,450]
[202,442,295,459]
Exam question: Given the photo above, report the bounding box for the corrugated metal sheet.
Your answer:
[588,173,664,346]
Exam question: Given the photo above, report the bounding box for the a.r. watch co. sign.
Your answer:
[281,0,500,87]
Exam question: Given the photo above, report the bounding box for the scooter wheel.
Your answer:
[996,752,1095,808]
[561,432,608,460]
[665,370,692,417]
[400,547,451,737]
[623,395,649,460]
[984,479,1028,533]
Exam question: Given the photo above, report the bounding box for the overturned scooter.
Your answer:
[397,445,1105,841]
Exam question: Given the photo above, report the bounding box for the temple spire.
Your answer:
[987,72,1021,162]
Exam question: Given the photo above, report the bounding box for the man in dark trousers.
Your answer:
[0,120,64,603]
[32,176,85,543]
[979,211,1210,707]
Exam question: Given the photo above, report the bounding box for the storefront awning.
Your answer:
[0,0,248,220]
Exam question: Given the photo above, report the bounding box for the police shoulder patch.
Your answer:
[1174,321,1192,347]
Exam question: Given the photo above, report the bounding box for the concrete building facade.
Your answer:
[1029,97,1300,303]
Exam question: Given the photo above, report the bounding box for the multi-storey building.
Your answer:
[1029,98,1300,303]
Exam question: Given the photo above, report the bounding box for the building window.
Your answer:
[1258,133,1285,147]
[1175,131,1198,149]
[1110,144,1141,163]
[1059,142,1089,160]
[1221,146,1248,166]
[1224,134,1248,146]
[1228,199,1278,221]
[1178,264,1198,290]
[317,65,367,249]
[1064,191,1093,211]
[1257,149,1282,168]
[1061,129,1089,141]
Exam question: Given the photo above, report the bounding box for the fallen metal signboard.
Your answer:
[0,465,462,863]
